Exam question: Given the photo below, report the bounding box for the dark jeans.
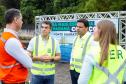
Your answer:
[31,74,54,84]
[70,70,80,84]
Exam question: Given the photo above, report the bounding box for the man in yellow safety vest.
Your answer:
[70,19,97,84]
[27,21,61,84]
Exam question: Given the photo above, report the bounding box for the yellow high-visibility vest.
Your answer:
[70,33,92,73]
[31,35,56,75]
[89,44,126,84]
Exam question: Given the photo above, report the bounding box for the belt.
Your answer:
[2,81,25,84]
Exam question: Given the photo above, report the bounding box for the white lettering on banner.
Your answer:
[71,27,76,32]
[64,32,76,36]
[88,26,95,32]
[52,32,76,37]
[54,33,63,36]
[51,19,118,44]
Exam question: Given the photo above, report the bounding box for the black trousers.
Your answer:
[70,70,80,84]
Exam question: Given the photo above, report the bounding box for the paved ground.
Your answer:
[55,62,71,84]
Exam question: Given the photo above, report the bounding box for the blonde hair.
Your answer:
[97,20,117,66]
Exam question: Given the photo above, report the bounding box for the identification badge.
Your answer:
[47,48,51,53]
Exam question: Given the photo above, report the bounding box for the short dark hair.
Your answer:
[4,8,21,24]
[42,21,52,28]
[77,19,89,27]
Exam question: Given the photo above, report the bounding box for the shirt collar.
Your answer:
[4,28,18,38]
[78,31,90,40]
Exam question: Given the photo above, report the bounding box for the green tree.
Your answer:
[0,2,6,28]
[110,0,126,10]
[0,0,20,9]
[20,0,42,24]
[20,0,126,24]
[84,0,126,12]
[0,0,20,28]
[53,0,80,13]
[20,0,54,24]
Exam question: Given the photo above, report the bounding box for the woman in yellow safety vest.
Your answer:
[78,20,126,84]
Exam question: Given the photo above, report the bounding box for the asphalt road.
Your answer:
[55,62,71,84]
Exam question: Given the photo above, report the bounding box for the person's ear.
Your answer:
[14,17,18,23]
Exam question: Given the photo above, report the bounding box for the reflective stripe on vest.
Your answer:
[32,36,56,75]
[72,58,82,62]
[35,34,39,56]
[0,37,6,43]
[94,57,126,84]
[34,61,53,65]
[32,66,55,72]
[71,34,92,69]
[0,63,19,69]
[71,64,81,69]
[0,37,19,69]
[51,38,55,56]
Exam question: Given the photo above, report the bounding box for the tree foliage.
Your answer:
[0,0,20,9]
[84,0,126,12]
[0,1,6,28]
[0,0,126,26]
[20,0,126,24]
[0,0,20,28]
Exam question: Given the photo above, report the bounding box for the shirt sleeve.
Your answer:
[27,38,34,52]
[78,42,99,84]
[78,55,94,84]
[55,40,60,54]
[90,35,99,46]
[5,38,32,68]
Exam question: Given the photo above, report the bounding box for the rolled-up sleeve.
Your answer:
[5,38,32,68]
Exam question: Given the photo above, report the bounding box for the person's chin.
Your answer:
[42,34,47,37]
[77,32,80,35]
